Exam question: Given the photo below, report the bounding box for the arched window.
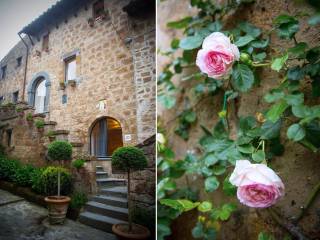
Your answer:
[27,72,51,113]
[34,78,46,113]
[90,117,123,158]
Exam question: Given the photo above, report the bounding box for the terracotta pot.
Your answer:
[112,223,150,240]
[44,196,71,225]
[48,136,56,142]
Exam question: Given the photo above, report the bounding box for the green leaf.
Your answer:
[204,153,219,166]
[184,111,197,123]
[171,39,180,49]
[287,123,305,141]
[258,232,275,240]
[288,42,308,57]
[219,203,237,221]
[160,199,200,212]
[261,119,282,140]
[271,53,288,72]
[192,222,204,238]
[237,144,254,154]
[238,22,261,38]
[308,13,320,26]
[205,176,220,192]
[306,47,320,63]
[273,15,299,39]
[231,64,254,92]
[252,52,266,62]
[179,35,203,50]
[252,150,265,162]
[264,89,285,103]
[251,38,269,49]
[208,20,222,32]
[167,17,192,29]
[291,105,310,118]
[284,93,304,106]
[223,177,236,196]
[287,66,304,81]
[235,35,255,47]
[198,201,212,212]
[158,94,176,109]
[266,100,289,122]
[212,164,226,175]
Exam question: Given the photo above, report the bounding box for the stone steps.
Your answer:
[96,171,108,179]
[91,195,128,208]
[85,201,128,221]
[79,211,127,233]
[100,186,127,198]
[96,178,126,188]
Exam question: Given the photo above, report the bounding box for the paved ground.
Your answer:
[0,189,117,240]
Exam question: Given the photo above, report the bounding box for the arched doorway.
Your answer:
[34,78,46,113]
[90,117,123,158]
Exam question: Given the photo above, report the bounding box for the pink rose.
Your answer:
[196,32,239,79]
[229,160,284,208]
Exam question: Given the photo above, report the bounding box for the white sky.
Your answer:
[0,0,59,60]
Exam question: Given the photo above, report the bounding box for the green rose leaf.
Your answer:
[158,94,176,109]
[167,17,192,29]
[288,42,308,57]
[237,144,254,154]
[212,164,226,175]
[273,14,299,39]
[219,203,237,221]
[171,38,180,49]
[284,93,304,106]
[271,53,288,72]
[308,13,320,26]
[223,177,236,196]
[266,100,289,122]
[287,123,305,141]
[231,64,254,92]
[160,199,200,212]
[253,52,266,62]
[204,153,219,166]
[198,201,212,212]
[261,119,282,140]
[235,35,255,47]
[238,21,261,38]
[264,89,285,103]
[252,150,265,162]
[205,176,220,192]
[287,66,304,81]
[179,35,203,50]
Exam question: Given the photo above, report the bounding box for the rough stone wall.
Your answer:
[158,0,320,239]
[0,40,27,103]
[0,0,155,173]
[130,134,155,211]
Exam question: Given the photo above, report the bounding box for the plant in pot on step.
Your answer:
[111,146,150,240]
[35,119,45,133]
[45,140,73,224]
[26,112,33,124]
[46,130,56,142]
[16,106,24,118]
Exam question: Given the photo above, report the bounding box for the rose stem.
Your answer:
[267,208,310,240]
[294,181,320,223]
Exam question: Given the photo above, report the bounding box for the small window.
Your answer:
[6,129,12,147]
[17,57,22,67]
[0,96,4,105]
[12,91,19,103]
[42,34,49,51]
[93,0,104,19]
[1,65,7,79]
[65,56,76,82]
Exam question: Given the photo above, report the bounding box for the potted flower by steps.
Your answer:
[26,112,33,125]
[45,140,73,224]
[16,107,24,118]
[111,146,150,240]
[46,130,56,142]
[35,119,45,133]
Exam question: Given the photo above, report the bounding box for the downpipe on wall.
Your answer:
[18,33,30,102]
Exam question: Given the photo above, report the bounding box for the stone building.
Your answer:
[0,0,155,233]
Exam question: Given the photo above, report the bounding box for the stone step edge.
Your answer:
[86,201,128,213]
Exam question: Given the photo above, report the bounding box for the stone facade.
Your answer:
[0,0,155,195]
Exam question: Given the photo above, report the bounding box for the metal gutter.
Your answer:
[18,33,29,102]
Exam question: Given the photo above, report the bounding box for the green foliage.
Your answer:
[273,14,299,39]
[26,112,33,121]
[70,191,88,209]
[46,130,55,137]
[0,157,21,181]
[72,159,85,169]
[112,146,147,171]
[35,119,45,129]
[31,166,72,196]
[14,164,36,187]
[0,144,5,156]
[175,109,197,140]
[231,63,255,92]
[47,140,72,161]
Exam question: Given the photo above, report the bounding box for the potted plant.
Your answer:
[35,119,45,133]
[16,107,24,118]
[72,159,85,171]
[26,112,33,125]
[45,140,73,224]
[111,146,150,240]
[46,130,56,142]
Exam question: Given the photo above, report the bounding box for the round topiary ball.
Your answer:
[47,140,72,161]
[112,146,147,171]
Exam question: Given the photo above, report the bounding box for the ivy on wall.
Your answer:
[157,0,320,239]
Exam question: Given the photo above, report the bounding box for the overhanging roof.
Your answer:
[19,0,90,36]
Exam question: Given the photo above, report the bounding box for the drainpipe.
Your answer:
[18,33,29,102]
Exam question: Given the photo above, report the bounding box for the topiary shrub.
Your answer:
[47,140,72,161]
[112,146,148,171]
[14,164,36,187]
[31,166,72,196]
[112,146,148,231]
[72,159,86,169]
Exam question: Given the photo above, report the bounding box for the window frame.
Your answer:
[1,65,7,79]
[16,57,22,67]
[12,91,19,103]
[64,55,77,83]
[42,33,49,52]
[93,0,105,20]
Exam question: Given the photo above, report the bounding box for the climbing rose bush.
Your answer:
[196,32,240,79]
[229,160,284,208]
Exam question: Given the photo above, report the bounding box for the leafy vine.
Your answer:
[158,0,320,239]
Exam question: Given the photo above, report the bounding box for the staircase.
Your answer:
[79,165,128,233]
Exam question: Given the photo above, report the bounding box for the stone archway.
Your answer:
[27,71,51,113]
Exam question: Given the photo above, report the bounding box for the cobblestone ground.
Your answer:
[0,189,117,240]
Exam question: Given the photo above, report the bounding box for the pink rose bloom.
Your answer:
[229,160,284,208]
[196,32,239,79]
